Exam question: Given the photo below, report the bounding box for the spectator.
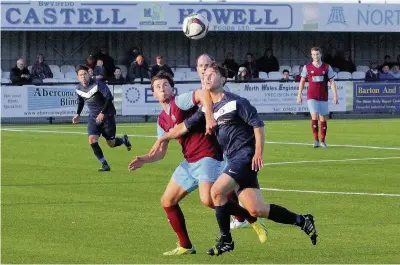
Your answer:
[236,66,250,81]
[242,52,259,78]
[124,46,141,69]
[295,65,304,81]
[85,55,95,69]
[281,69,291,81]
[94,59,106,80]
[380,64,394,80]
[151,56,174,77]
[88,67,94,79]
[94,47,115,79]
[390,64,400,79]
[365,62,380,81]
[323,48,341,72]
[380,55,393,70]
[10,58,31,84]
[30,53,53,80]
[129,55,151,81]
[109,67,126,84]
[340,51,356,73]
[222,52,239,78]
[256,48,279,73]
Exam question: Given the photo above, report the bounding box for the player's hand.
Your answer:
[205,118,217,135]
[297,94,302,105]
[96,112,104,124]
[333,96,339,105]
[72,114,80,124]
[128,156,146,171]
[148,139,163,158]
[252,153,264,172]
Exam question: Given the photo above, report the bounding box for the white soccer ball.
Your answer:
[182,13,209,40]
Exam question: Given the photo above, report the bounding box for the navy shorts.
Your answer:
[223,156,259,193]
[87,114,116,140]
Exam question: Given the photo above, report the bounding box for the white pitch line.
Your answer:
[261,187,400,197]
[263,156,400,166]
[266,141,400,151]
[2,128,400,151]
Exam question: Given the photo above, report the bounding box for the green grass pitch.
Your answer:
[1,119,400,263]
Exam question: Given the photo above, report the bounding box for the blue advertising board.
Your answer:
[353,82,400,112]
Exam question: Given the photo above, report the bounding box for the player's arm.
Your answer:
[297,66,308,104]
[72,96,84,123]
[128,125,170,171]
[237,98,265,171]
[193,89,215,134]
[148,109,206,157]
[328,65,339,104]
[98,82,114,114]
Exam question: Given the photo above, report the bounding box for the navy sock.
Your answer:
[90,142,108,165]
[215,203,232,240]
[114,137,124,147]
[268,204,304,227]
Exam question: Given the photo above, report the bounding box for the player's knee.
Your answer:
[247,206,264,218]
[210,186,224,203]
[160,195,178,208]
[200,194,214,209]
[88,135,98,144]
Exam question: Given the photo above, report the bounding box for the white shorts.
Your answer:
[307,99,329,115]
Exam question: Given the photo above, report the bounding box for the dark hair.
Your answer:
[207,62,228,85]
[76,65,89,74]
[311,47,322,53]
[115,66,121,70]
[382,64,390,68]
[384,55,391,59]
[283,69,289,74]
[246,52,253,57]
[151,72,174,92]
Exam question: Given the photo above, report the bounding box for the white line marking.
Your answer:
[1,125,152,130]
[266,141,400,150]
[260,187,400,197]
[263,156,400,166]
[2,128,400,151]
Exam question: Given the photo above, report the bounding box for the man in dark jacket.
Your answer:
[95,47,116,80]
[256,48,279,73]
[151,56,174,77]
[223,52,239,78]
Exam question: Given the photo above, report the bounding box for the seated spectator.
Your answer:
[365,62,380,81]
[380,55,393,70]
[236,67,251,81]
[30,53,53,80]
[281,69,291,81]
[88,67,94,79]
[380,64,394,80]
[243,52,259,78]
[295,65,305,81]
[340,51,356,73]
[95,47,116,80]
[151,56,174,77]
[129,55,150,81]
[256,48,279,73]
[85,55,95,69]
[109,67,126,84]
[94,59,105,80]
[323,48,341,72]
[390,64,400,79]
[222,52,239,78]
[10,58,31,84]
[124,46,141,69]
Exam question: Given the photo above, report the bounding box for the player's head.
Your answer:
[76,65,90,86]
[151,72,175,103]
[204,62,227,92]
[196,54,214,83]
[311,47,322,62]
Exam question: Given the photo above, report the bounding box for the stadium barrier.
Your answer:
[1,80,399,124]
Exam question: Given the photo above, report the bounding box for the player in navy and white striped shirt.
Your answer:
[72,66,131,171]
[153,63,318,256]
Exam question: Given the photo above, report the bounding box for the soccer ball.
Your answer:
[182,13,209,40]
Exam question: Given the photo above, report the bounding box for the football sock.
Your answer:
[215,203,232,237]
[226,192,245,222]
[226,200,257,224]
[114,137,124,147]
[312,120,319,141]
[321,121,327,142]
[90,142,108,165]
[164,205,192,249]
[268,204,304,227]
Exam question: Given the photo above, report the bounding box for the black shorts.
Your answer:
[87,114,116,140]
[223,156,259,193]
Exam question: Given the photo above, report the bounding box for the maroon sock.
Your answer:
[226,192,245,222]
[164,205,192,249]
[312,120,319,141]
[321,121,327,142]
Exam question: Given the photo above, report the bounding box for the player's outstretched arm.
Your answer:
[128,141,169,171]
[193,89,216,134]
[253,127,265,172]
[148,123,189,158]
